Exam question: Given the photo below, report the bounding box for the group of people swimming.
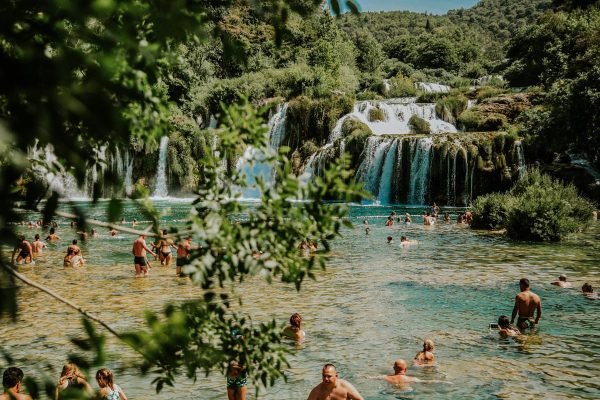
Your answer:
[1,365,126,400]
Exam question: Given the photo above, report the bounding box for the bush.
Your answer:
[471,192,515,229]
[435,95,468,123]
[471,169,594,241]
[409,115,431,135]
[368,107,386,122]
[387,74,417,97]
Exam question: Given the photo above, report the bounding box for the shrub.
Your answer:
[476,86,506,101]
[435,95,468,123]
[408,115,431,135]
[356,91,383,101]
[457,109,481,131]
[368,107,386,122]
[387,74,417,98]
[471,192,515,229]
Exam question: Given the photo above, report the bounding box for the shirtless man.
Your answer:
[176,236,193,276]
[46,227,60,241]
[12,235,33,264]
[307,364,363,400]
[31,234,47,258]
[132,234,157,277]
[380,359,421,386]
[1,367,32,400]
[511,278,542,330]
[551,274,572,288]
[68,240,81,257]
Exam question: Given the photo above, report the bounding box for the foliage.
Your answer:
[435,95,468,124]
[408,115,431,135]
[386,75,417,98]
[471,192,515,229]
[472,169,593,241]
[368,107,386,122]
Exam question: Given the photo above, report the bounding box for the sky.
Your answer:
[353,0,481,15]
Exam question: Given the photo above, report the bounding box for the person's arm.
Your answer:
[344,381,364,400]
[535,300,542,324]
[119,388,128,400]
[143,243,156,256]
[132,242,136,255]
[551,281,559,286]
[306,387,318,400]
[11,246,18,262]
[511,296,519,323]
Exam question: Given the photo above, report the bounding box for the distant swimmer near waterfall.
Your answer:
[307,364,363,400]
[511,278,542,330]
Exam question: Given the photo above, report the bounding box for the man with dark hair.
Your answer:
[511,278,542,330]
[1,367,32,400]
[11,236,33,264]
[307,363,363,400]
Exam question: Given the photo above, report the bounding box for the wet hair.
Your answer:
[559,274,567,281]
[582,283,593,293]
[289,313,302,331]
[58,363,85,385]
[498,315,511,328]
[162,229,168,235]
[423,339,434,352]
[18,234,25,241]
[519,278,530,288]
[400,236,407,242]
[50,228,55,234]
[95,368,114,390]
[72,239,77,245]
[35,234,40,240]
[3,367,24,389]
[387,236,393,242]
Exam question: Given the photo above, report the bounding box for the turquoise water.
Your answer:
[2,201,600,399]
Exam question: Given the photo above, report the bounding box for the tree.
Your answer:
[0,0,363,397]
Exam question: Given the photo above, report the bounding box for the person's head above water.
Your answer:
[582,283,593,293]
[400,236,407,242]
[289,313,302,329]
[519,278,530,290]
[387,236,393,243]
[423,339,434,352]
[498,315,511,328]
[321,364,337,386]
[392,359,407,374]
[559,274,567,282]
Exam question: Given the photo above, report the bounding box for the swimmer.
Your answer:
[68,240,81,257]
[387,236,393,244]
[581,283,598,298]
[64,248,74,267]
[120,217,126,225]
[511,278,542,330]
[132,218,137,227]
[157,229,177,266]
[31,234,47,258]
[423,212,432,226]
[46,227,61,241]
[363,220,370,235]
[91,228,98,238]
[95,368,127,400]
[307,364,363,400]
[497,315,520,337]
[414,340,435,365]
[109,228,118,237]
[404,213,412,224]
[176,236,193,276]
[226,362,247,400]
[283,313,305,341]
[400,236,412,245]
[132,234,156,277]
[372,359,421,386]
[12,235,33,264]
[77,230,88,241]
[71,249,86,267]
[551,274,572,288]
[385,216,394,227]
[444,212,450,222]
[1,367,33,400]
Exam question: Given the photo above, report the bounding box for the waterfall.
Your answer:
[566,150,600,184]
[514,141,526,177]
[407,138,433,205]
[378,140,399,203]
[415,82,451,93]
[152,136,170,198]
[236,103,289,198]
[124,150,133,196]
[356,137,386,196]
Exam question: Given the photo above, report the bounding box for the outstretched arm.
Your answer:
[511,296,519,323]
[345,381,364,400]
[535,301,542,324]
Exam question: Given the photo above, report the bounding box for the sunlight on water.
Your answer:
[2,201,600,399]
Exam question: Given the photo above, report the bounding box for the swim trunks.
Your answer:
[176,257,186,267]
[18,249,29,258]
[161,251,171,257]
[134,256,147,266]
[517,317,535,329]
[226,374,247,389]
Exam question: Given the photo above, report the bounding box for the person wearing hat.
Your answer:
[552,274,572,288]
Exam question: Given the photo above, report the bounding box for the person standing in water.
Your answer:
[551,274,572,288]
[95,368,127,400]
[414,339,436,365]
[307,364,363,400]
[158,229,177,266]
[1,367,32,400]
[31,234,47,258]
[511,278,542,330]
[12,235,33,264]
[226,361,247,400]
[132,234,156,278]
[176,236,193,276]
[46,227,61,241]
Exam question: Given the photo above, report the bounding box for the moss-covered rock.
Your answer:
[343,119,373,167]
[408,115,431,135]
[368,107,386,122]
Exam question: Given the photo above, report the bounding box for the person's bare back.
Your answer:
[511,278,542,329]
[307,365,363,400]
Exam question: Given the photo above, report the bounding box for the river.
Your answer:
[2,200,599,399]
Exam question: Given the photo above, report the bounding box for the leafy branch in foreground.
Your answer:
[116,102,366,394]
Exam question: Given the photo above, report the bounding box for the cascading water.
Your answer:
[407,138,433,205]
[236,103,288,199]
[377,140,399,204]
[152,136,170,198]
[124,150,134,196]
[415,82,451,93]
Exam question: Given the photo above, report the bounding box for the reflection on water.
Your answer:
[2,202,600,399]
